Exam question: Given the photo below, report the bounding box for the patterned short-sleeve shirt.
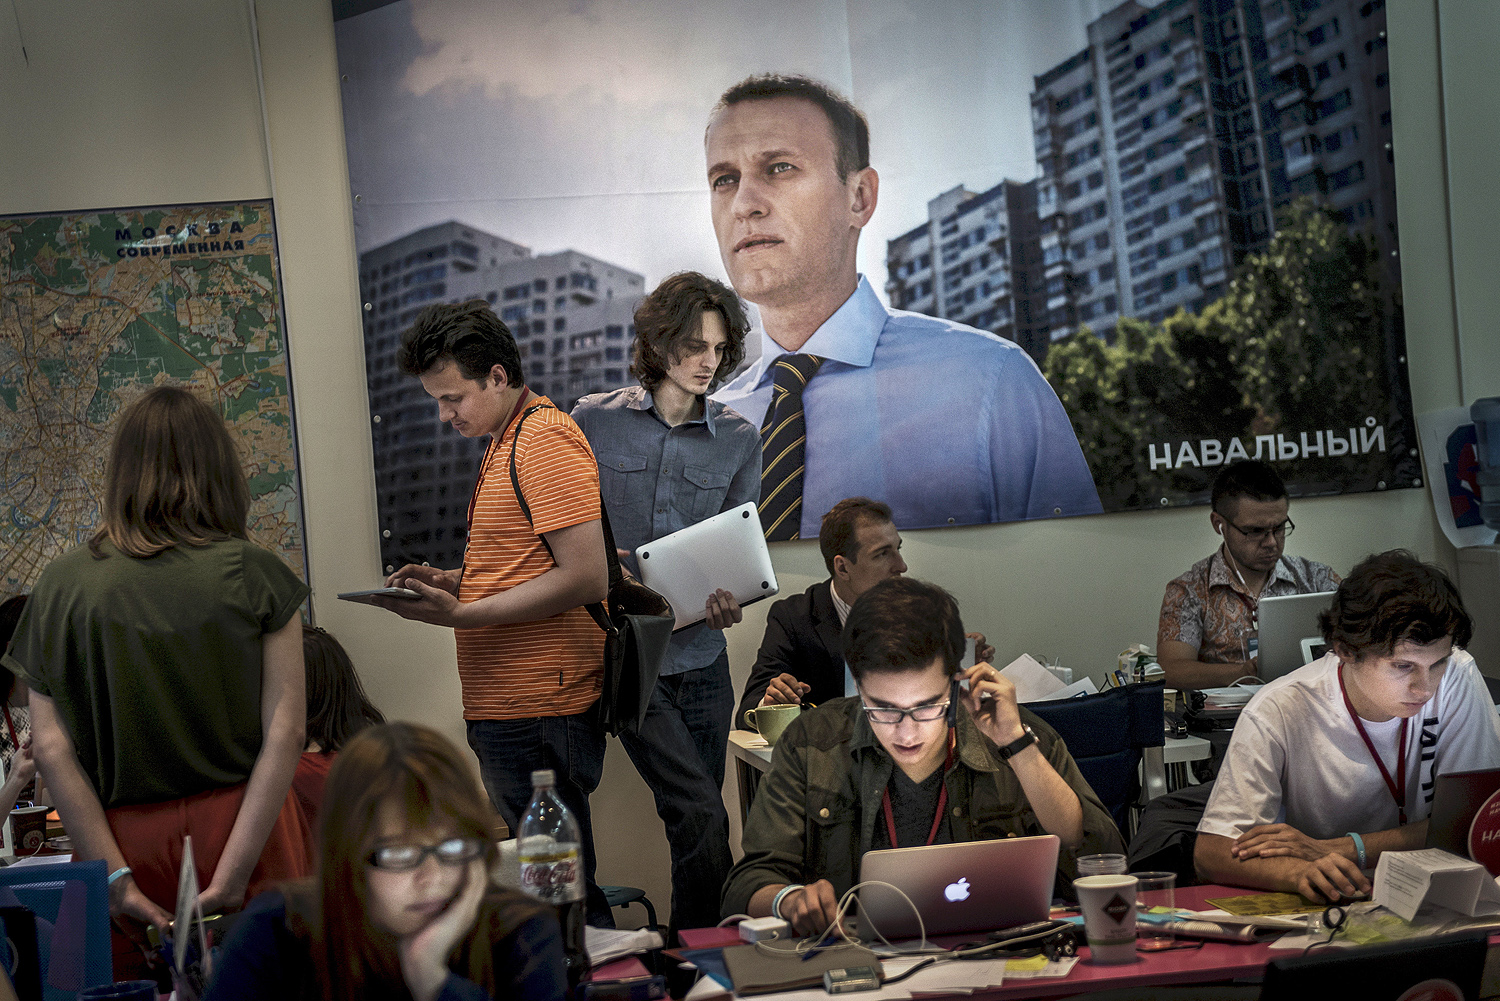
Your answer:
[1157,550,1341,665]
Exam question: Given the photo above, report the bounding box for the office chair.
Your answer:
[1025,681,1165,840]
[600,884,659,933]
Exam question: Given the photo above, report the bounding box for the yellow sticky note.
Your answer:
[1005,955,1050,972]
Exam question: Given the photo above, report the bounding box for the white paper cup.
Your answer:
[1132,871,1176,951]
[1075,874,1139,964]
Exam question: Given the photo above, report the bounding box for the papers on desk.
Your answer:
[1202,892,1324,917]
[1198,684,1264,709]
[678,948,1078,999]
[999,655,1098,704]
[1373,848,1500,923]
[585,925,665,967]
[998,654,1063,702]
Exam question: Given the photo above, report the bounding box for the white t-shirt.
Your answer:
[1199,650,1500,841]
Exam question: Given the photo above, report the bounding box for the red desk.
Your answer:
[678,885,1276,998]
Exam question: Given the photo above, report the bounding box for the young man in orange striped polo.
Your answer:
[377,299,613,924]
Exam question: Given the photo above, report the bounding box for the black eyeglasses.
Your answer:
[367,836,485,871]
[1223,517,1295,543]
[861,701,949,725]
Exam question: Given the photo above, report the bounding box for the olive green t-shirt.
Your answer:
[1,539,308,809]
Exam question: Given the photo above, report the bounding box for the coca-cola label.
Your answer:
[520,851,583,902]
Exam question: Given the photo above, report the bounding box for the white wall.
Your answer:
[1,0,1494,927]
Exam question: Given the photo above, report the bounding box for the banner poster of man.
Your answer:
[333,0,1415,564]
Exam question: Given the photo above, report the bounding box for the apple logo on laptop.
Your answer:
[944,877,971,903]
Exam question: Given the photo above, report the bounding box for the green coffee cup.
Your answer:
[745,703,804,745]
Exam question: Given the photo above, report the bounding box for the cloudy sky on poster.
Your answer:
[337,0,1132,295]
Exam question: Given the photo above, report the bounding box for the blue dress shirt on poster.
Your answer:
[712,277,1104,536]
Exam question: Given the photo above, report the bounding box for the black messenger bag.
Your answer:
[508,404,674,735]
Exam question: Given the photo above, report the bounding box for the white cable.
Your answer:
[751,880,932,960]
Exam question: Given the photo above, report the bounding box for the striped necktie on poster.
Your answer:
[758,353,825,541]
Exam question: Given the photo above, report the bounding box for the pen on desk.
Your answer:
[801,930,837,962]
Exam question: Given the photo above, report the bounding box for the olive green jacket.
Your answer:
[721,697,1126,917]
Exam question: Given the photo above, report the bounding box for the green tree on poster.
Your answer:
[1046,199,1403,511]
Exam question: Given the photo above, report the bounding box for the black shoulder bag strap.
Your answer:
[506,402,616,635]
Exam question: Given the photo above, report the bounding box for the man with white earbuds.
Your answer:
[1156,461,1340,691]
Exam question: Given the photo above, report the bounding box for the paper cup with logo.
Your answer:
[1075,874,1139,964]
[10,805,48,855]
[745,704,802,745]
[1131,871,1176,951]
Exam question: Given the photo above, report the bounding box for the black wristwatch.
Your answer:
[997,724,1039,760]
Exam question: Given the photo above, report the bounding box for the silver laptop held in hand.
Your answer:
[635,502,779,630]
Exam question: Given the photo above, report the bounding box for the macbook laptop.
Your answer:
[636,502,778,630]
[856,834,1060,939]
[1256,591,1336,682]
[1425,767,1500,873]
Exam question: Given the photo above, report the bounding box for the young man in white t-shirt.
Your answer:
[1195,549,1500,902]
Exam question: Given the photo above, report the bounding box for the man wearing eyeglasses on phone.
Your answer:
[1157,461,1341,691]
[721,578,1123,934]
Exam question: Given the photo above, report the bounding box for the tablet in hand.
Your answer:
[337,587,421,604]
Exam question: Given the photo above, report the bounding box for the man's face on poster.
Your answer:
[705,96,872,310]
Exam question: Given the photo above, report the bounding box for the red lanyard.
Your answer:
[466,392,532,531]
[881,729,956,848]
[1338,664,1408,826]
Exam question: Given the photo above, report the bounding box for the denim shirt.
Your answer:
[721,698,1126,916]
[572,386,761,676]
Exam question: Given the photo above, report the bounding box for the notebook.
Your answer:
[720,941,881,997]
[1256,591,1336,682]
[856,834,1060,939]
[635,502,778,630]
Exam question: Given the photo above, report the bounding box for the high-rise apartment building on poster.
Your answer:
[889,0,1394,349]
[358,221,643,569]
[885,180,1052,363]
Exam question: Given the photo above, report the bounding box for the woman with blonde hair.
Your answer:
[2,385,310,975]
[207,721,566,1001]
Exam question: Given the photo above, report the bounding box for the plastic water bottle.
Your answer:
[518,769,589,988]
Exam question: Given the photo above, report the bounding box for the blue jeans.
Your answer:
[617,652,735,931]
[467,703,613,927]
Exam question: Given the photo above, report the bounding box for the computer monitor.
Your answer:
[1258,932,1486,1000]
[1257,591,1336,682]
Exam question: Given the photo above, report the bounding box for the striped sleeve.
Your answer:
[515,416,601,536]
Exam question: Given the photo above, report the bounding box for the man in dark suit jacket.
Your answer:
[737,498,992,726]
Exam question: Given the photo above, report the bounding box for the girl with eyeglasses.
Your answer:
[208,721,566,1001]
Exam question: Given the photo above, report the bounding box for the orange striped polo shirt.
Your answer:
[455,397,605,720]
